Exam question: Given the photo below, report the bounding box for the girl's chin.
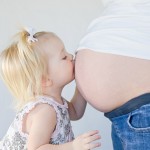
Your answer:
[66,76,75,84]
[70,76,75,82]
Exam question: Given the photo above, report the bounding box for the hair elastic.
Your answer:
[25,27,38,43]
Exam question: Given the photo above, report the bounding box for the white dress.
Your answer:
[76,0,150,60]
[0,96,74,150]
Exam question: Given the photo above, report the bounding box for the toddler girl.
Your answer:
[0,28,101,150]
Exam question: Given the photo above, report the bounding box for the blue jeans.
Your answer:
[105,93,150,150]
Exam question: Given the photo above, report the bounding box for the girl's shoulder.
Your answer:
[19,96,58,117]
[28,102,56,117]
[28,102,57,126]
[17,95,68,123]
[15,97,58,138]
[25,95,69,123]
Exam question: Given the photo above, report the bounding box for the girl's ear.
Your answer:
[42,76,53,87]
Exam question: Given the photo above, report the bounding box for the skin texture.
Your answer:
[75,49,150,112]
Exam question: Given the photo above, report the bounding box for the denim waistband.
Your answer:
[104,93,150,119]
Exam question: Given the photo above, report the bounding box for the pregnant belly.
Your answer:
[75,49,150,112]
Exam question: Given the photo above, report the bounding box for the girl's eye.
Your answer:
[62,56,67,60]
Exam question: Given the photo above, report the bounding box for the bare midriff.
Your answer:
[75,49,150,112]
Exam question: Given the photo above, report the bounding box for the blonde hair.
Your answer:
[0,29,49,110]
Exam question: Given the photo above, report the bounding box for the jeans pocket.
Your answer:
[127,104,150,132]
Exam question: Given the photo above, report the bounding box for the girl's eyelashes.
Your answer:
[62,56,67,60]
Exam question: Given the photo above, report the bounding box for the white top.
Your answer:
[76,0,150,60]
[0,96,74,150]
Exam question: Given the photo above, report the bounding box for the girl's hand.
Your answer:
[72,130,101,150]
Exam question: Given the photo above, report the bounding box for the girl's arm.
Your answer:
[67,87,87,120]
[37,130,100,150]
[27,104,100,150]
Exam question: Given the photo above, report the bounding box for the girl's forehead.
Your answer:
[39,34,63,47]
[41,36,65,56]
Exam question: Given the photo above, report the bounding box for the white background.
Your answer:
[0,0,112,149]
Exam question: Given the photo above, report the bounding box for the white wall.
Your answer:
[0,0,113,149]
